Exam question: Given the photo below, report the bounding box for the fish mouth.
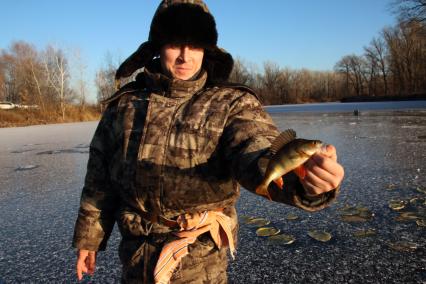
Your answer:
[296,149,313,157]
[297,144,323,157]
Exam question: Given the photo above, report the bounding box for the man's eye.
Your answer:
[166,44,179,50]
[189,45,203,51]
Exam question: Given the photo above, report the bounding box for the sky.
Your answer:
[1,0,397,102]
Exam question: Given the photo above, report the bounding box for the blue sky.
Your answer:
[1,0,396,102]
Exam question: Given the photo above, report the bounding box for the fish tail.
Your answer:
[255,183,272,200]
[294,165,306,179]
[273,177,284,190]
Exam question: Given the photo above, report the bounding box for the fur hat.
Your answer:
[115,0,233,87]
[149,2,217,49]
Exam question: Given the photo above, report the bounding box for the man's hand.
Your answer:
[300,144,344,196]
[76,249,97,281]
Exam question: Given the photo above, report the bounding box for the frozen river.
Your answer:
[0,103,425,283]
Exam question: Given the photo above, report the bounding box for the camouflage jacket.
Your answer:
[72,69,338,251]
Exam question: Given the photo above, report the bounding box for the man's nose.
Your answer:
[179,45,190,62]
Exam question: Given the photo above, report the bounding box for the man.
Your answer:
[73,1,344,283]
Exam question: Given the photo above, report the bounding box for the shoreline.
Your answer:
[2,100,426,128]
[340,94,426,103]
[0,106,100,128]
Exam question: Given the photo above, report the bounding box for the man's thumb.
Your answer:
[320,144,337,160]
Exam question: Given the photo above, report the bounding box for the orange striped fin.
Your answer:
[273,177,284,190]
[294,165,306,179]
[256,185,272,200]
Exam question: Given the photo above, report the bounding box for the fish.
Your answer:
[255,129,323,200]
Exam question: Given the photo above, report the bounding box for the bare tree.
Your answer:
[383,21,426,95]
[391,0,426,24]
[364,37,389,96]
[43,45,71,120]
[229,57,257,87]
[334,56,351,97]
[259,62,283,104]
[0,42,44,105]
[72,48,88,110]
[29,56,46,111]
[335,55,368,97]
[0,55,6,101]
[95,53,119,107]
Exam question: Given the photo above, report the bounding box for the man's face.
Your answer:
[160,44,204,80]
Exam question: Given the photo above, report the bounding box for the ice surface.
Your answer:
[0,109,425,283]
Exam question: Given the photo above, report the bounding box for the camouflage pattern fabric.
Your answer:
[72,67,338,283]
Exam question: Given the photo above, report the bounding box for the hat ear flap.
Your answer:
[115,41,158,82]
[203,48,234,83]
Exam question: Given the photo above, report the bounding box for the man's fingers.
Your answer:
[305,158,337,183]
[299,144,344,196]
[86,252,96,274]
[300,179,324,195]
[77,249,95,281]
[304,169,333,192]
[76,259,87,281]
[302,153,344,194]
[77,268,82,281]
[311,155,344,181]
[319,144,337,161]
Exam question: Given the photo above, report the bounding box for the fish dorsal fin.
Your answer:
[270,129,297,154]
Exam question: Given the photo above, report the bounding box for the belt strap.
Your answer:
[138,210,179,229]
[153,210,235,284]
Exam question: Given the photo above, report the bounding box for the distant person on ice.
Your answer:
[72,1,344,283]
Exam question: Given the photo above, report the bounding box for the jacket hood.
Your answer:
[115,0,233,88]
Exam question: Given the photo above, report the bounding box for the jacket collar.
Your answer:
[143,67,207,99]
